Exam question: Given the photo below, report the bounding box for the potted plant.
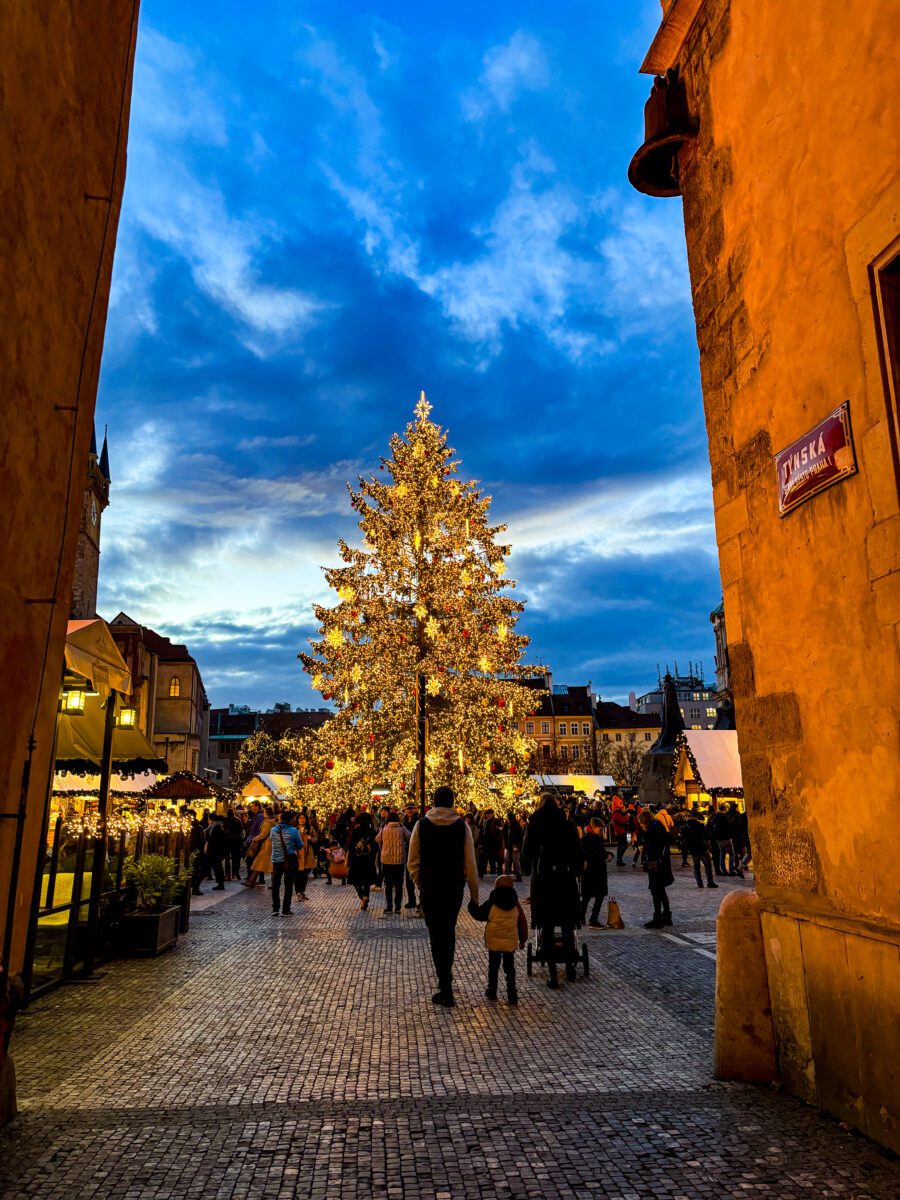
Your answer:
[119,855,189,956]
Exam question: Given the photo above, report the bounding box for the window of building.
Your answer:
[692,723,702,729]
[559,745,568,759]
[872,250,900,509]
[558,721,567,735]
[691,708,700,718]
[615,733,622,742]
[525,721,534,735]
[541,721,550,735]
[644,732,652,741]
[706,707,717,718]
[603,732,610,742]
[541,744,550,758]
[692,692,700,700]
[582,722,590,736]
[571,745,580,760]
[168,677,180,698]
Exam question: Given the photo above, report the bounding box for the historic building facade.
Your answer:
[70,428,110,620]
[630,0,899,1150]
[206,704,331,786]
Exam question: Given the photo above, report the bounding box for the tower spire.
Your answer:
[99,425,110,481]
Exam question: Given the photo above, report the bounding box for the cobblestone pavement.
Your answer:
[2,865,897,1199]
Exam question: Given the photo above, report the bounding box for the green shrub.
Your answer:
[125,854,189,913]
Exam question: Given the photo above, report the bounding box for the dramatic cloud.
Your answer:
[97,2,717,711]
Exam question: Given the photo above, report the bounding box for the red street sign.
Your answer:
[774,402,857,517]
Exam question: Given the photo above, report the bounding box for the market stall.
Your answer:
[671,730,744,811]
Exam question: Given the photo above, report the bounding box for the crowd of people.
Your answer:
[182,788,750,1004]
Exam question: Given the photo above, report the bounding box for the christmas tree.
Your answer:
[297,393,544,813]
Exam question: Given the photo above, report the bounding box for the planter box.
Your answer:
[119,906,181,956]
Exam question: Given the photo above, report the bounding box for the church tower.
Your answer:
[70,426,111,619]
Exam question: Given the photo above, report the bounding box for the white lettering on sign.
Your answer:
[782,433,827,483]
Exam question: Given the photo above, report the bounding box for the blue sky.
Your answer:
[96,0,721,711]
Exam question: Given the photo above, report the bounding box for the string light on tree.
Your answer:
[297,392,544,813]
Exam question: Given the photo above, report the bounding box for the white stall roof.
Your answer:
[682,730,742,792]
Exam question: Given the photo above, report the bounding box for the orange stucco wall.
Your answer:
[0,4,139,991]
[645,0,899,1149]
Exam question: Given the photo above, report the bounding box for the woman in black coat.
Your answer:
[521,793,583,988]
[580,812,610,927]
[638,811,674,929]
[347,811,378,911]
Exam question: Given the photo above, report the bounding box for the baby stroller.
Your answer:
[526,923,590,983]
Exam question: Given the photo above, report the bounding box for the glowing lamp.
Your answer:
[117,707,137,728]
[59,689,87,714]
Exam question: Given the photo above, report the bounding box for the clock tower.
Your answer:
[70,426,111,620]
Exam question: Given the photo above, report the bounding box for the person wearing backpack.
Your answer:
[347,811,379,911]
[269,811,303,917]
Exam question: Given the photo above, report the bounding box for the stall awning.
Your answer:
[534,774,617,792]
[55,693,166,775]
[65,619,132,698]
[142,771,225,801]
[241,772,293,800]
[678,730,743,793]
[52,770,159,797]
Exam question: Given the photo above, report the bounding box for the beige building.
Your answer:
[630,0,899,1150]
[110,615,209,775]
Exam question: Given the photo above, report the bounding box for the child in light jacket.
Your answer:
[468,874,528,1005]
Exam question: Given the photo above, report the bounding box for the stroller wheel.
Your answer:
[582,944,590,977]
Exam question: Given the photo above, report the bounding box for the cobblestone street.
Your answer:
[1,868,896,1200]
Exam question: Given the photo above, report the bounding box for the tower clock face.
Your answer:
[91,497,98,526]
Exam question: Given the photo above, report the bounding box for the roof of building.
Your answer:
[595,701,660,730]
[109,612,197,665]
[208,707,332,739]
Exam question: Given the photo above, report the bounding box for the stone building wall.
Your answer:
[645,0,899,1149]
[0,1,139,1009]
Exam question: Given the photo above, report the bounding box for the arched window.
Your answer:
[168,677,180,698]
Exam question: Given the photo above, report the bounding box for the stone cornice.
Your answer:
[640,0,706,74]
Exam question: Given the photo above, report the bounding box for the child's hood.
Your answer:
[489,887,519,912]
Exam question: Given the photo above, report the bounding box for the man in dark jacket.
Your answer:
[407,786,479,1007]
[187,809,206,896]
[401,801,420,909]
[205,813,228,891]
[684,811,717,888]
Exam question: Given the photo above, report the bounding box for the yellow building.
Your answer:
[630,0,899,1150]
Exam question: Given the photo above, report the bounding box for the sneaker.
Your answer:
[588,920,605,929]
[282,910,293,917]
[213,884,225,891]
[271,910,280,916]
[662,913,673,926]
[696,882,705,889]
[432,991,455,1007]
[484,989,498,1002]
[707,881,719,888]
[547,977,560,990]
[507,994,519,1006]
[403,902,417,909]
[297,894,308,902]
[644,918,664,929]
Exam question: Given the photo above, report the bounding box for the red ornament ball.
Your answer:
[462,629,470,638]
[306,776,315,785]
[509,765,517,775]
[325,759,335,770]
[497,698,506,708]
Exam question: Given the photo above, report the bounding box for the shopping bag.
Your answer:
[606,897,624,929]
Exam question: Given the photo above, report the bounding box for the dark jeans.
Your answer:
[692,850,715,886]
[479,848,504,876]
[615,833,627,864]
[271,861,295,913]
[354,882,371,901]
[404,868,417,906]
[229,845,243,878]
[717,839,742,876]
[383,864,404,910]
[581,891,606,924]
[421,890,463,994]
[649,877,671,918]
[209,855,225,887]
[295,869,309,896]
[487,950,517,999]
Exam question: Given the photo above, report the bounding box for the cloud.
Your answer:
[111,26,328,355]
[237,434,316,450]
[462,32,550,121]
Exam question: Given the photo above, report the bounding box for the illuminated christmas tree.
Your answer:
[297,393,544,813]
